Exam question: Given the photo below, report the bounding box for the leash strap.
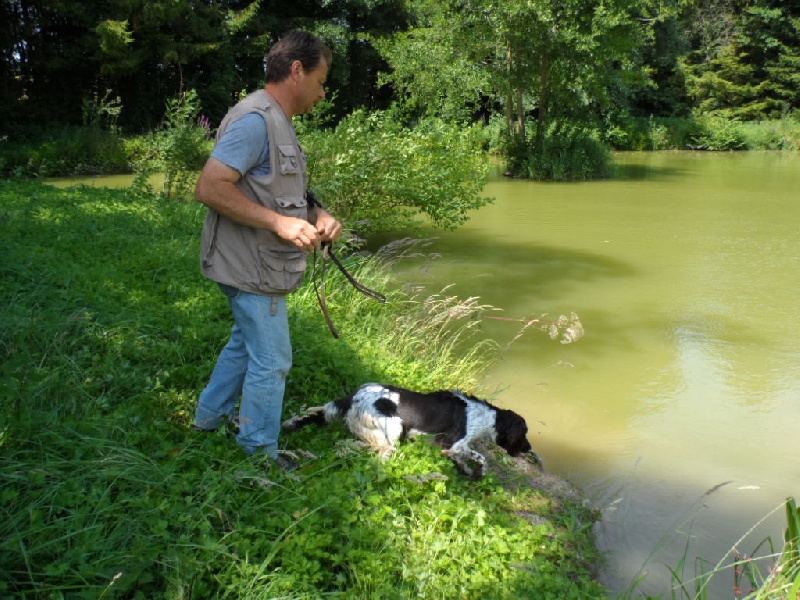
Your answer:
[314,242,386,338]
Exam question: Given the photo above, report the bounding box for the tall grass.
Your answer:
[622,494,800,600]
[0,180,604,598]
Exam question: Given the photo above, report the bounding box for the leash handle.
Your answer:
[316,247,340,338]
[323,243,387,304]
[314,242,387,338]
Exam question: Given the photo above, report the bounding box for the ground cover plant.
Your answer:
[0,179,605,598]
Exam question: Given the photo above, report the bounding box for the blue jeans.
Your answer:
[194,284,292,458]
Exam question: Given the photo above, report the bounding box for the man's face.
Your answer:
[296,58,328,115]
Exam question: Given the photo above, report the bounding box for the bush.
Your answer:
[504,121,612,181]
[739,115,800,151]
[602,115,702,151]
[301,110,493,236]
[689,115,748,150]
[0,125,129,178]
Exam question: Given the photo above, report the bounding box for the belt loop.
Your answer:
[270,296,278,317]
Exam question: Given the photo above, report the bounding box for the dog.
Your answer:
[282,383,538,479]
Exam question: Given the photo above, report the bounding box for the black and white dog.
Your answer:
[283,383,538,479]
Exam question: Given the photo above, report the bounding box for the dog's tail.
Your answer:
[282,395,353,431]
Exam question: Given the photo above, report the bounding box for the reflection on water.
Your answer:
[382,151,800,597]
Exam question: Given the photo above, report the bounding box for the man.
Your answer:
[193,31,342,468]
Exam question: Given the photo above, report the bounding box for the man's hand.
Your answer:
[273,214,322,252]
[315,209,343,243]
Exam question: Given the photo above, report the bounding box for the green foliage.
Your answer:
[0,0,798,145]
[81,89,123,131]
[504,122,612,181]
[95,19,134,58]
[125,89,214,198]
[377,0,647,142]
[680,0,800,121]
[738,115,800,151]
[0,87,216,181]
[0,126,129,178]
[603,115,702,150]
[159,90,214,200]
[602,113,800,151]
[688,115,748,150]
[303,110,493,235]
[0,180,604,598]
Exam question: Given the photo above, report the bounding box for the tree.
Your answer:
[680,0,800,119]
[0,0,241,132]
[376,0,648,148]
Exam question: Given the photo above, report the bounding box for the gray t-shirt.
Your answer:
[211,112,270,177]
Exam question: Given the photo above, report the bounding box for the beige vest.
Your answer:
[200,90,312,295]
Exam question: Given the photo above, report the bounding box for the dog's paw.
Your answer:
[281,416,302,430]
[445,448,487,479]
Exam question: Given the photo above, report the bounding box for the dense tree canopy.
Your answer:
[680,0,800,118]
[376,0,648,144]
[0,0,797,137]
[0,0,406,132]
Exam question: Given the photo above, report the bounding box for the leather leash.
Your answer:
[314,242,386,338]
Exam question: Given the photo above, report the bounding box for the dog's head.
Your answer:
[494,408,533,456]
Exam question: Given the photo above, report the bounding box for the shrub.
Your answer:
[602,115,702,151]
[158,90,214,200]
[301,110,493,236]
[0,125,129,178]
[689,115,748,150]
[504,121,612,181]
[738,115,800,151]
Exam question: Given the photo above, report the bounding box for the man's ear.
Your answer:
[290,60,304,82]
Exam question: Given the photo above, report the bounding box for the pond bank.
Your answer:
[1,178,607,598]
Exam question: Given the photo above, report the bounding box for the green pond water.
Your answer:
[378,151,800,596]
[51,151,800,596]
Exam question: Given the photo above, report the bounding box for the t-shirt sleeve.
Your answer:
[211,112,270,176]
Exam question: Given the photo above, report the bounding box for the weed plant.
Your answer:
[0,180,604,598]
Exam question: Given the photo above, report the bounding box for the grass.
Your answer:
[0,179,605,598]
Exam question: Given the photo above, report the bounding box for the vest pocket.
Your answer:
[274,195,308,219]
[277,144,300,175]
[200,211,220,268]
[257,246,308,293]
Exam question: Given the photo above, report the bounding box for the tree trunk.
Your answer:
[534,49,550,154]
[506,45,516,137]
